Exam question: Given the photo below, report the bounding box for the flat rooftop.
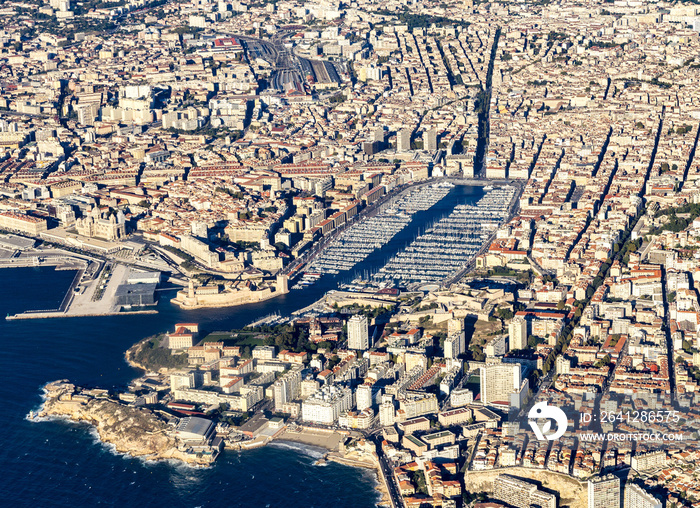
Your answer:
[115,282,157,297]
[176,416,214,438]
[423,430,454,441]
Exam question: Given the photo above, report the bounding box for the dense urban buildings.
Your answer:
[5,0,700,506]
[624,483,662,508]
[301,385,353,424]
[479,359,528,408]
[493,474,557,508]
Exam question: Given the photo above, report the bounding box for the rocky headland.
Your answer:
[35,380,210,466]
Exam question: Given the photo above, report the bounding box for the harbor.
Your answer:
[302,182,455,280]
[0,185,508,508]
[374,186,517,287]
[298,184,518,292]
[4,259,162,320]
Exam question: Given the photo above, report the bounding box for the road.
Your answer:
[660,266,677,405]
[0,110,50,119]
[373,437,403,508]
[526,254,556,278]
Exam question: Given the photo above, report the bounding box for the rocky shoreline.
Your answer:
[33,380,212,466]
[124,337,158,374]
[270,434,392,508]
[33,378,390,491]
[35,342,395,494]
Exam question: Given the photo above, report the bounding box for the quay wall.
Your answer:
[7,310,158,320]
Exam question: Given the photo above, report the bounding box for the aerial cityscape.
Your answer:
[2,0,700,507]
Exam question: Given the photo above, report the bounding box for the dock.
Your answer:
[5,259,161,320]
[374,186,516,286]
[305,182,455,278]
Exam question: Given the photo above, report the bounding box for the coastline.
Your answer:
[270,428,391,507]
[272,426,346,451]
[3,260,163,320]
[33,374,392,504]
[7,309,158,320]
[124,336,159,373]
[33,384,392,506]
[2,186,496,507]
[326,453,392,507]
[33,380,216,466]
[19,264,396,506]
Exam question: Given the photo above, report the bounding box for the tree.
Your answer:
[133,336,188,370]
[594,354,611,368]
[463,491,488,504]
[470,344,485,362]
[543,360,551,374]
[527,335,541,348]
[411,470,429,495]
[327,355,340,370]
[496,307,514,320]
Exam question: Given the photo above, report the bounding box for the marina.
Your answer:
[303,182,454,278]
[373,186,517,286]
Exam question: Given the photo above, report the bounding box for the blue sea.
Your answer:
[0,185,484,507]
[0,266,384,508]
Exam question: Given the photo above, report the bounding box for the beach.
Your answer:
[272,427,392,507]
[326,453,393,507]
[273,426,346,451]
